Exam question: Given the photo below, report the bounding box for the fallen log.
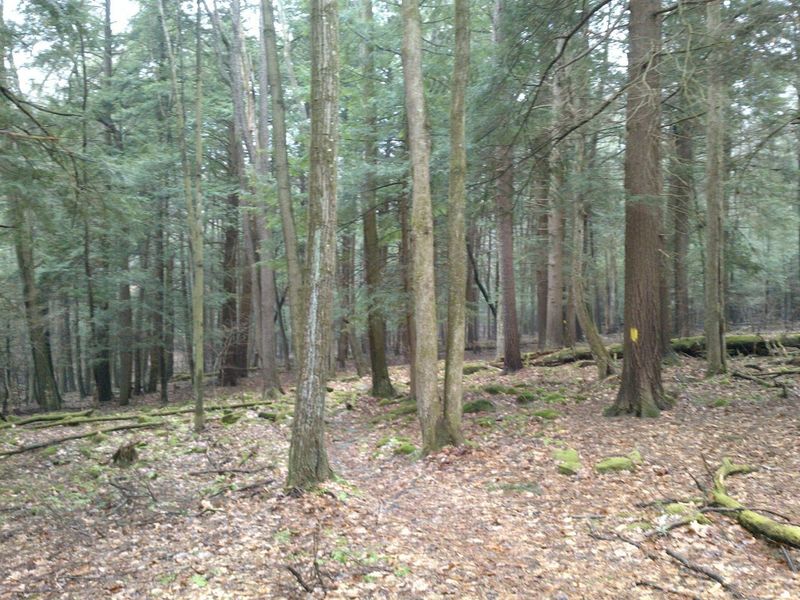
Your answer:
[8,399,276,430]
[526,333,800,367]
[0,421,165,458]
[712,458,800,548]
[0,409,94,430]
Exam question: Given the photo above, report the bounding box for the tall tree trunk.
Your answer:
[158,0,204,429]
[704,0,727,376]
[402,0,451,452]
[495,146,522,370]
[442,0,469,444]
[571,138,614,379]
[118,257,133,405]
[261,0,304,363]
[286,0,338,489]
[361,0,395,398]
[671,119,693,337]
[12,203,62,411]
[608,0,668,417]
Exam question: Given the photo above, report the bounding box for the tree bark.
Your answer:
[608,0,668,417]
[670,119,693,337]
[704,0,727,376]
[361,0,395,398]
[261,0,304,363]
[286,0,338,489]
[442,0,469,444]
[402,0,450,452]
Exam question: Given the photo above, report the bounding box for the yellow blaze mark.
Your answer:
[630,327,639,343]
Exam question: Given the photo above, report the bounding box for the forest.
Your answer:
[0,0,799,597]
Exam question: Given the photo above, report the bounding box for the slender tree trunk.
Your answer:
[704,0,727,376]
[118,257,133,405]
[12,203,62,411]
[286,0,338,489]
[671,119,693,337]
[608,0,668,417]
[361,0,395,398]
[402,0,450,452]
[399,189,416,398]
[261,0,304,363]
[442,0,469,444]
[495,146,522,370]
[571,139,614,379]
[158,0,204,429]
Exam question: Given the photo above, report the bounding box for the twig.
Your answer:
[780,546,797,573]
[664,549,746,599]
[189,467,267,476]
[635,580,701,600]
[286,565,314,593]
[233,478,275,495]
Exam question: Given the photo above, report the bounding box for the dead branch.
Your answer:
[635,580,701,600]
[664,549,746,599]
[286,565,314,593]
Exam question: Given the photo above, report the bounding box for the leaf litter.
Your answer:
[0,355,798,599]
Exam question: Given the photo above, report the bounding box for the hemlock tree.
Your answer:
[704,0,727,376]
[607,0,670,417]
[361,0,395,399]
[286,0,339,489]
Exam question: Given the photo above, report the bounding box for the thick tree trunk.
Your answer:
[704,0,727,376]
[442,0,469,444]
[286,0,338,489]
[608,0,668,417]
[402,0,450,453]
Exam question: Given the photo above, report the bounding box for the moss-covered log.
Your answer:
[0,421,164,458]
[712,457,800,548]
[525,333,800,367]
[5,399,276,430]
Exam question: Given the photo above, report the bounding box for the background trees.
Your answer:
[0,0,797,431]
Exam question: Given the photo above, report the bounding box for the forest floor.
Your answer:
[1,353,799,599]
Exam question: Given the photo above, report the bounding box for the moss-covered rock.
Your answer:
[595,456,635,473]
[463,363,488,375]
[463,399,496,413]
[393,442,417,456]
[533,408,560,420]
[554,448,581,475]
[258,411,278,421]
[221,411,242,425]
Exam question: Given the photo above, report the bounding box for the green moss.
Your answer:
[595,456,635,473]
[258,411,278,421]
[628,449,643,465]
[516,391,536,404]
[463,363,488,375]
[463,399,496,413]
[712,398,730,408]
[533,408,560,420]
[554,448,581,475]
[482,384,516,395]
[542,391,566,404]
[489,481,543,494]
[40,446,58,457]
[87,464,104,479]
[393,442,417,456]
[220,411,242,425]
[370,399,417,423]
[476,417,495,428]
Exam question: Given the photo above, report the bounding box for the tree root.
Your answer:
[712,458,800,548]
